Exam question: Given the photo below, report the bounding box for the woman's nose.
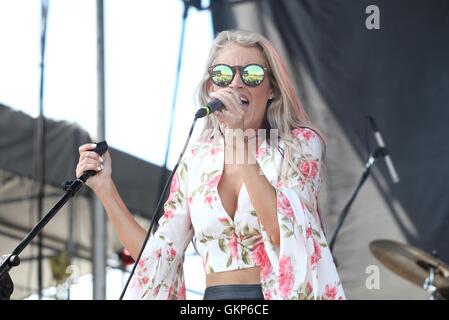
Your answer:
[229,70,244,88]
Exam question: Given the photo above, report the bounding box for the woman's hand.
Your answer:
[211,88,245,131]
[76,143,112,192]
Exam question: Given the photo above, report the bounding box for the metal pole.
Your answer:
[36,0,49,300]
[67,199,75,300]
[93,0,107,300]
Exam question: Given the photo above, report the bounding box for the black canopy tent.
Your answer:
[0,104,169,298]
[210,0,449,299]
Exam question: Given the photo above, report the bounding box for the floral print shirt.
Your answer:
[124,127,346,300]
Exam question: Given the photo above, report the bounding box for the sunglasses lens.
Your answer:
[210,65,233,87]
[242,65,265,86]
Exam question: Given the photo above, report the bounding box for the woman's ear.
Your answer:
[268,88,274,100]
[206,80,214,96]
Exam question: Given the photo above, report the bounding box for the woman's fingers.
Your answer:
[214,107,237,124]
[210,90,245,130]
[79,157,103,170]
[212,90,244,116]
[78,143,104,164]
[224,89,245,115]
[77,162,102,173]
[75,146,111,190]
[79,143,97,154]
[81,150,104,162]
[76,157,103,178]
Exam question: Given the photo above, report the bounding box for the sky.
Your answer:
[0,0,212,299]
[0,0,213,167]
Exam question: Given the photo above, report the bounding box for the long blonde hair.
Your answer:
[195,30,326,228]
[197,30,326,232]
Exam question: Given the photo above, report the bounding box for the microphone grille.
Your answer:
[207,99,224,112]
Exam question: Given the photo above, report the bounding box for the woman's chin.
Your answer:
[244,123,260,132]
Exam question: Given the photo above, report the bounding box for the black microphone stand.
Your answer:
[0,178,85,299]
[0,141,108,300]
[329,146,388,254]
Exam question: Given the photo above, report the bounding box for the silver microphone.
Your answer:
[368,116,400,183]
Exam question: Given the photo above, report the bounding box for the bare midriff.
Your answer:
[206,266,261,288]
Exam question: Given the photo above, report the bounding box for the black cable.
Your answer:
[119,0,209,300]
[119,117,198,300]
[158,1,190,201]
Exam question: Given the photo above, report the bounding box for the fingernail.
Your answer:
[99,157,104,163]
[100,164,104,170]
[91,143,97,148]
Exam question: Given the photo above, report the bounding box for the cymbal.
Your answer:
[369,239,449,290]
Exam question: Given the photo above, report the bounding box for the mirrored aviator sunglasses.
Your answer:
[208,64,268,87]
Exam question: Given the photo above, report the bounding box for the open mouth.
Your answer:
[239,96,249,106]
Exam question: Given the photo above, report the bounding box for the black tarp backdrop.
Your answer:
[210,0,449,299]
[0,104,170,219]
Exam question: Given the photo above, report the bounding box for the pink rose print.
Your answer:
[164,209,174,220]
[291,128,301,137]
[278,255,295,299]
[204,195,213,206]
[206,174,221,189]
[142,276,149,285]
[299,159,319,179]
[251,242,272,280]
[306,226,313,239]
[154,249,162,259]
[191,148,198,157]
[178,283,186,299]
[188,195,193,205]
[228,233,238,259]
[302,129,315,141]
[256,147,266,160]
[323,284,338,300]
[276,179,284,189]
[167,175,180,202]
[310,238,322,269]
[168,247,177,259]
[211,146,221,157]
[168,285,174,299]
[292,128,315,141]
[263,289,273,300]
[137,258,148,274]
[277,192,294,218]
[170,174,180,194]
[219,217,230,224]
[152,286,160,297]
[306,282,313,295]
